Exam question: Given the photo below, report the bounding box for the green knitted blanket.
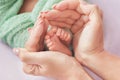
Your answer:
[0,0,62,48]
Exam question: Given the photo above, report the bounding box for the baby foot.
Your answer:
[56,28,72,47]
[25,17,48,52]
[45,34,72,56]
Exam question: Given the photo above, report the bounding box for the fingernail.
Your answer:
[27,28,31,31]
[13,48,20,56]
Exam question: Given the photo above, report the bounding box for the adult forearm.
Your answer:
[62,63,94,80]
[68,71,93,80]
[63,70,93,80]
[82,50,120,80]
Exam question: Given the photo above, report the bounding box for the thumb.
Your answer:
[13,48,48,65]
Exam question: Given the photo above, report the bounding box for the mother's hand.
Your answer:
[13,48,92,80]
[43,0,104,64]
[73,2,104,63]
[42,9,81,30]
[43,0,88,34]
[14,16,93,79]
[25,17,48,52]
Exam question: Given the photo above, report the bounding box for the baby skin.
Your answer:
[28,17,72,56]
[45,27,72,56]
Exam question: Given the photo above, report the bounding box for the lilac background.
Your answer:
[0,0,120,80]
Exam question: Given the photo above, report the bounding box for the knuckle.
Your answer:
[23,65,39,76]
[23,66,31,74]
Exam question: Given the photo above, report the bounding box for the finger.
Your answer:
[89,5,102,26]
[79,1,101,16]
[25,18,48,52]
[13,48,52,65]
[49,21,71,29]
[53,0,79,11]
[25,18,43,51]
[79,2,102,26]
[43,10,61,20]
[44,10,80,20]
[13,48,68,65]
[13,48,43,64]
[79,6,103,49]
[54,18,74,25]
[71,15,88,34]
[60,10,80,20]
[23,63,43,76]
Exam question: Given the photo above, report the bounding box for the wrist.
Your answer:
[61,59,93,80]
[79,49,106,67]
[77,50,120,80]
[66,69,93,80]
[75,48,105,66]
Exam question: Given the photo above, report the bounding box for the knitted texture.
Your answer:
[0,0,62,48]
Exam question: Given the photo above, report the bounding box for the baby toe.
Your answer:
[45,35,50,40]
[59,30,65,40]
[65,33,71,41]
[47,41,53,47]
[56,28,62,36]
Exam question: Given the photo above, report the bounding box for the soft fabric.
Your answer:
[0,0,62,48]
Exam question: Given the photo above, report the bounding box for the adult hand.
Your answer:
[44,0,104,63]
[15,18,93,79]
[42,9,81,30]
[25,16,48,52]
[43,0,89,34]
[13,48,93,80]
[15,17,93,80]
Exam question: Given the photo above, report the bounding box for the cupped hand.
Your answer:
[42,9,81,30]
[16,16,89,79]
[42,0,88,34]
[13,48,87,80]
[73,2,104,63]
[43,0,104,63]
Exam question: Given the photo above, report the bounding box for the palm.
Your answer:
[19,50,82,79]
[73,9,104,60]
